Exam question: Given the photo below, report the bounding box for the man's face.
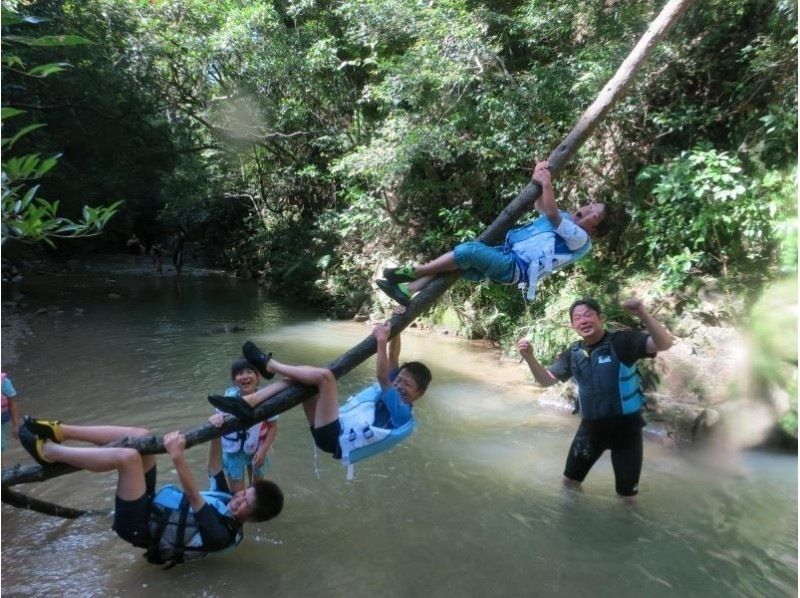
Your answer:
[234,367,260,395]
[570,304,604,340]
[393,369,423,404]
[228,487,256,521]
[572,202,606,236]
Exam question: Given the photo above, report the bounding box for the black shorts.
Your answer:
[563,413,645,497]
[112,465,157,547]
[310,419,342,459]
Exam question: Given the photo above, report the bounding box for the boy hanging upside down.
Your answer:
[18,416,283,566]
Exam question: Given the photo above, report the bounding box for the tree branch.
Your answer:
[0,0,695,515]
[1,486,93,519]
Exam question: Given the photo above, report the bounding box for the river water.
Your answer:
[1,271,797,597]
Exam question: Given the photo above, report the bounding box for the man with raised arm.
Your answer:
[517,297,673,500]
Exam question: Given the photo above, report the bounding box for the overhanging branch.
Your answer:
[1,0,695,513]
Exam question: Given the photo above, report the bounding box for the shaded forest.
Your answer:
[2,0,796,432]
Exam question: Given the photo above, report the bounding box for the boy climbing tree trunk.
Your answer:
[2,0,695,511]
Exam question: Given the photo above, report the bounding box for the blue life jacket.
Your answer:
[145,485,242,568]
[503,212,592,299]
[337,383,416,467]
[568,332,645,421]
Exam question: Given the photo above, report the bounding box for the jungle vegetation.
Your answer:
[2,0,796,430]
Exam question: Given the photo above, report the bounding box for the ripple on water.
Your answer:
[2,275,796,597]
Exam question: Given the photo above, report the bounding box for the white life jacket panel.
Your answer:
[337,383,416,466]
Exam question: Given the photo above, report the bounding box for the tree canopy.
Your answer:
[1,0,797,486]
[2,0,795,324]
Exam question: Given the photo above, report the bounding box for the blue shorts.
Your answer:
[222,450,268,482]
[453,241,517,283]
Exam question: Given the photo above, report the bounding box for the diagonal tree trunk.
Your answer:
[1,0,695,505]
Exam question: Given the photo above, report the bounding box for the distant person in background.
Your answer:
[1,372,21,452]
[151,241,164,275]
[171,230,186,275]
[126,234,144,265]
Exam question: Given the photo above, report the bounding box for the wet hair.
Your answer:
[250,480,284,522]
[399,361,432,393]
[231,358,258,380]
[593,203,615,238]
[569,297,602,321]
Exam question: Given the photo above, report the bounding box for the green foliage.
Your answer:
[761,167,798,274]
[1,5,120,246]
[632,145,778,287]
[1,0,794,339]
[749,276,797,439]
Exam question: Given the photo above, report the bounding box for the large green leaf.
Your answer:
[26,62,72,77]
[0,107,26,120]
[3,34,93,47]
[1,123,46,149]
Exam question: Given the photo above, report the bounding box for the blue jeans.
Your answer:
[453,241,517,283]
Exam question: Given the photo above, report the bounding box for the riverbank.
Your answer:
[3,273,795,597]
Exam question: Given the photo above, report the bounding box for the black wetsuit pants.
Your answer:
[563,413,645,497]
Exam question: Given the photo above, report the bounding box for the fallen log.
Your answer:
[1,486,92,519]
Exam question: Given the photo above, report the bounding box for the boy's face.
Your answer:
[572,202,606,236]
[228,487,257,521]
[233,367,260,395]
[393,369,424,404]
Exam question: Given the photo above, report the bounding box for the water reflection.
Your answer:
[1,273,796,597]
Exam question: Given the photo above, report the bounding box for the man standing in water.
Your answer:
[517,297,673,499]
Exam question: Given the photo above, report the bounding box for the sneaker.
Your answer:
[19,425,52,466]
[23,416,63,443]
[376,279,411,306]
[383,264,416,283]
[241,341,274,380]
[208,394,256,421]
